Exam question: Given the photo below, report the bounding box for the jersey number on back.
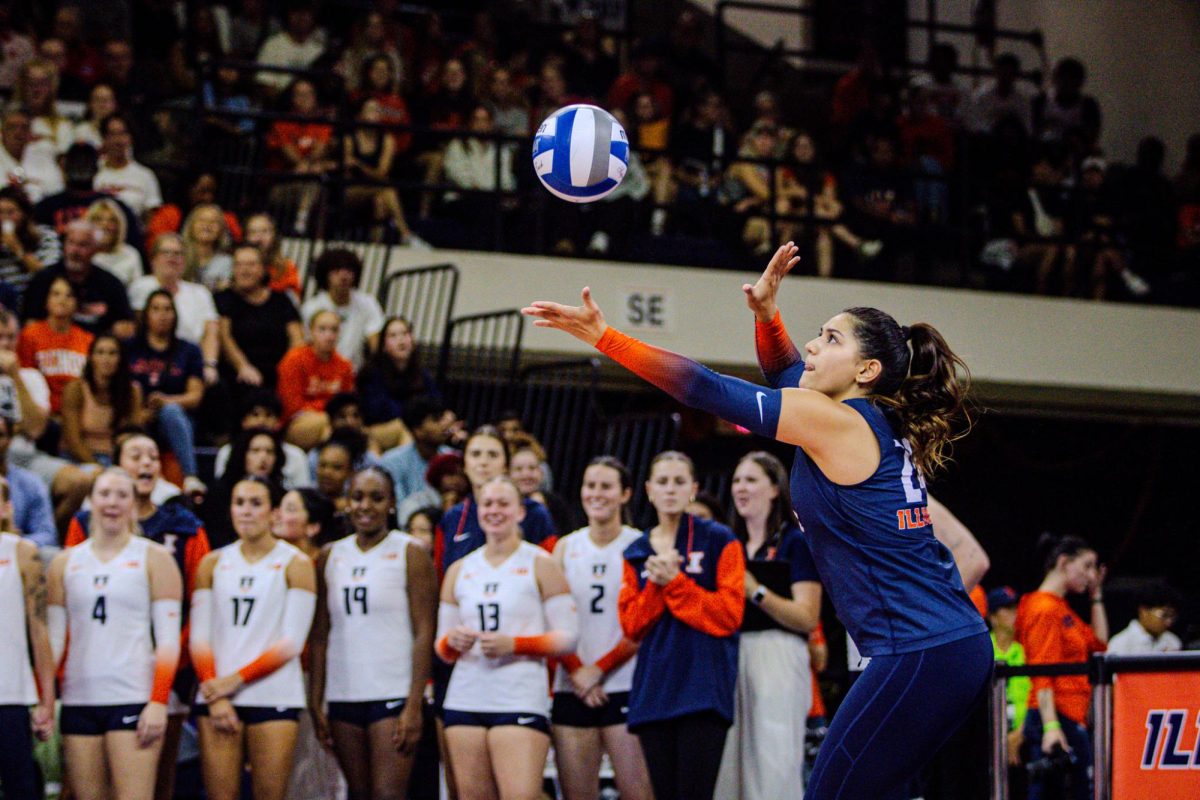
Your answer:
[895,439,928,504]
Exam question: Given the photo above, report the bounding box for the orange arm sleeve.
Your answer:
[65,517,86,547]
[594,638,639,674]
[512,633,572,657]
[755,310,804,375]
[559,654,584,673]
[662,541,745,637]
[236,642,293,684]
[618,561,666,641]
[151,651,176,703]
[184,532,211,598]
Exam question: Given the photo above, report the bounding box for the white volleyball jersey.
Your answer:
[62,537,155,705]
[202,540,306,708]
[0,533,38,704]
[553,526,641,694]
[325,531,415,702]
[444,542,552,716]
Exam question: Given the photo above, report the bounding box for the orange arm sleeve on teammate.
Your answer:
[594,638,639,674]
[559,653,584,673]
[236,642,294,684]
[184,532,211,597]
[662,541,745,637]
[538,535,558,554]
[65,517,86,547]
[618,561,667,641]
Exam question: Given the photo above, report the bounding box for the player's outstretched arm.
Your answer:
[745,242,805,387]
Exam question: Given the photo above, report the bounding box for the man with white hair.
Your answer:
[0,108,63,203]
[20,219,133,337]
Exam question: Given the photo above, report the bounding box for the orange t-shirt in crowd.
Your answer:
[145,205,243,250]
[276,345,355,421]
[268,259,301,298]
[16,321,94,413]
[1014,590,1106,724]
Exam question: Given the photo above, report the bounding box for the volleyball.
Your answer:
[532,104,629,203]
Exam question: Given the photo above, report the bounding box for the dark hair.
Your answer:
[45,275,80,309]
[425,452,464,488]
[1036,532,1094,575]
[283,77,320,111]
[1136,580,1181,611]
[63,143,100,187]
[99,111,133,139]
[363,316,430,402]
[137,289,179,352]
[227,426,284,486]
[113,427,156,464]
[402,394,446,432]
[290,487,338,546]
[82,334,135,429]
[408,505,442,532]
[313,247,363,290]
[844,306,971,476]
[320,427,368,468]
[730,451,794,551]
[324,392,361,425]
[0,185,39,251]
[1053,57,1085,85]
[584,455,634,525]
[360,53,397,94]
[689,491,725,521]
[238,390,282,423]
[232,243,270,287]
[649,450,695,479]
[466,424,510,469]
[349,465,399,531]
[232,474,284,508]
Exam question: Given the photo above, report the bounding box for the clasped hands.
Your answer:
[645,550,683,586]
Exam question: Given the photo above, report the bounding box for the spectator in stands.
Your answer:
[60,334,141,467]
[125,290,207,497]
[16,276,91,419]
[84,198,143,286]
[255,4,327,94]
[277,309,355,450]
[35,36,84,101]
[356,316,440,449]
[425,58,475,131]
[911,42,966,123]
[722,121,787,256]
[0,413,56,547]
[0,108,63,203]
[52,6,102,91]
[202,426,286,548]
[898,86,955,224]
[831,42,882,136]
[342,98,421,245]
[305,394,384,481]
[841,134,919,276]
[213,390,310,490]
[228,0,276,59]
[580,108,651,256]
[379,396,452,502]
[0,6,35,93]
[315,432,360,513]
[967,53,1032,135]
[301,248,385,371]
[608,42,673,121]
[663,8,720,110]
[484,65,529,138]
[530,62,582,139]
[242,212,300,299]
[0,185,60,301]
[98,38,162,135]
[1033,58,1101,149]
[1018,148,1077,295]
[986,586,1032,772]
[21,219,134,337]
[1075,157,1149,299]
[1119,136,1177,291]
[396,451,466,528]
[166,3,226,94]
[561,11,619,101]
[405,505,440,550]
[1015,533,1107,800]
[215,244,303,395]
[181,203,235,291]
[339,10,406,95]
[442,104,517,243]
[146,172,243,251]
[34,143,140,242]
[94,112,163,220]
[353,54,414,155]
[128,233,220,375]
[71,82,118,151]
[14,58,73,154]
[630,92,674,237]
[1106,581,1182,655]
[266,78,335,235]
[509,431,572,534]
[200,64,257,142]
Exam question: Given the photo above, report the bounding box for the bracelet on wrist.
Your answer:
[1092,596,1104,604]
[1043,720,1062,732]
[750,585,768,606]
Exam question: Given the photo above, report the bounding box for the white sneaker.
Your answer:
[859,240,883,259]
[1120,268,1150,297]
[587,231,610,254]
[651,208,667,236]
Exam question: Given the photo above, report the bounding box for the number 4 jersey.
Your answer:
[201,539,306,708]
[324,531,416,702]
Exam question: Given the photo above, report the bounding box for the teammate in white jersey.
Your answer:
[309,467,437,800]
[436,476,579,800]
[551,457,652,800]
[47,468,183,800]
[189,476,317,800]
[0,476,56,797]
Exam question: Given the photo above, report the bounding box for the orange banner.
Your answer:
[1112,671,1200,799]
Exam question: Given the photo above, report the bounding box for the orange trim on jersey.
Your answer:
[662,540,745,637]
[538,535,558,554]
[618,561,666,641]
[192,644,216,683]
[435,635,460,663]
[151,651,176,704]
[236,642,293,684]
[1015,590,1105,724]
[594,638,638,674]
[559,653,584,673]
[65,517,85,547]
[512,632,571,657]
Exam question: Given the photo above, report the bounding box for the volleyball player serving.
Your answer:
[523,242,992,797]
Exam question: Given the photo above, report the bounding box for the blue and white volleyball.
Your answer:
[532,104,629,203]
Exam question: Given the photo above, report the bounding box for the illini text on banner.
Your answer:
[1112,671,1200,799]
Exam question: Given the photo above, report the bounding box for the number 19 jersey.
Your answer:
[203,540,307,708]
[324,531,414,702]
[444,542,551,716]
[553,526,641,695]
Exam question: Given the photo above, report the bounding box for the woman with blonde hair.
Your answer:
[182,203,235,291]
[86,198,144,286]
[15,58,73,153]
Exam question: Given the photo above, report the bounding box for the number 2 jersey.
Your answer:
[199,539,307,708]
[61,536,157,705]
[324,531,416,702]
[444,542,553,716]
[553,526,641,695]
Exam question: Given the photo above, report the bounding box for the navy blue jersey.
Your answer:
[790,399,985,656]
[619,515,743,728]
[435,495,558,576]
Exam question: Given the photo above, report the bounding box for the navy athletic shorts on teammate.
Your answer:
[327,698,408,728]
[195,704,301,724]
[442,709,551,735]
[552,691,631,728]
[60,704,146,736]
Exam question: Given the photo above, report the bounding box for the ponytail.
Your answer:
[845,308,971,476]
[1036,531,1093,576]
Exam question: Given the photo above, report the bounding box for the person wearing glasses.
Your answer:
[1106,580,1181,655]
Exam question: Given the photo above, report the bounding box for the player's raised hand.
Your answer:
[522,287,608,346]
[743,241,800,323]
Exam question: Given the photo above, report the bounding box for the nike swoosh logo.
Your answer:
[122,715,139,724]
[756,391,766,424]
[385,699,404,709]
[517,716,537,725]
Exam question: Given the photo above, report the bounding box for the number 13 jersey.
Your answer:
[204,540,306,708]
[444,542,551,716]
